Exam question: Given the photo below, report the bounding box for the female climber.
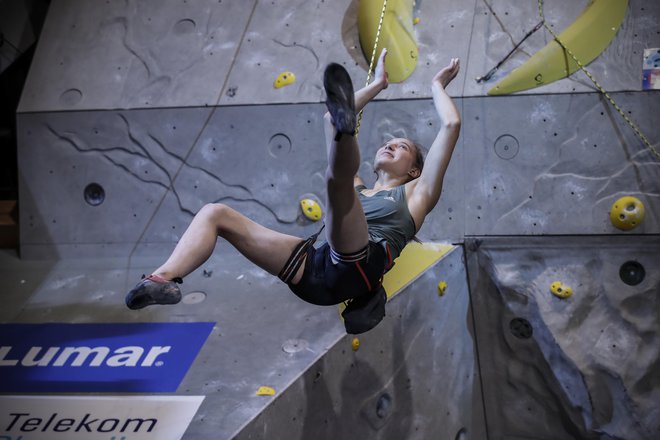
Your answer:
[125,48,461,334]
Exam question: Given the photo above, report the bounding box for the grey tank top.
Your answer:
[356,184,417,259]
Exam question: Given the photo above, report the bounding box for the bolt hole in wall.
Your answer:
[84,183,105,206]
[375,393,392,419]
[510,317,533,339]
[619,261,645,286]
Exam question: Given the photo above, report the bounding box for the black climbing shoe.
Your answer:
[125,274,182,310]
[323,63,356,136]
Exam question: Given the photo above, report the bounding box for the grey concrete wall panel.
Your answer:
[235,247,487,440]
[221,0,476,105]
[19,90,657,257]
[464,0,656,96]
[17,0,659,114]
[15,0,478,110]
[220,0,358,106]
[18,0,257,112]
[18,99,466,258]
[131,102,334,257]
[17,106,214,257]
[462,91,660,236]
[466,236,660,440]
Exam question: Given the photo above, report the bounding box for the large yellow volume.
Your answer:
[358,0,418,83]
[489,0,628,95]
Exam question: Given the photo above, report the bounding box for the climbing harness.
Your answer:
[278,225,325,284]
[355,0,389,138]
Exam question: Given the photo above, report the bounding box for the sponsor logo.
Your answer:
[0,345,170,368]
[5,412,157,433]
[0,323,214,393]
[0,395,204,440]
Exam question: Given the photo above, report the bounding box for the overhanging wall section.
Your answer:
[465,236,660,439]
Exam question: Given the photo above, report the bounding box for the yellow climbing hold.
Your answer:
[273,71,296,89]
[437,280,448,296]
[610,196,645,231]
[300,198,322,221]
[413,17,420,25]
[382,242,453,300]
[358,0,418,83]
[488,0,628,95]
[351,337,360,351]
[256,386,276,396]
[550,281,573,299]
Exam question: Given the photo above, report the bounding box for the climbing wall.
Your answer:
[17,90,659,257]
[17,0,659,257]
[8,0,660,439]
[465,236,660,438]
[461,91,659,235]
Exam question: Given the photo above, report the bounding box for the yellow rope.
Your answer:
[355,0,389,138]
[537,0,659,159]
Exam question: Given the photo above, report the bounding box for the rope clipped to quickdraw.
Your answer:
[537,0,658,158]
[355,0,389,138]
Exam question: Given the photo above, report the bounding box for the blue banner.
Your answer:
[0,322,214,393]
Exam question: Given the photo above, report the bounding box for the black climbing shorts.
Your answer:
[288,240,390,306]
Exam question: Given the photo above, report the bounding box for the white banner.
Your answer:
[0,395,204,440]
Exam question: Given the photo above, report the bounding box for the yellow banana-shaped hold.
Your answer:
[489,0,628,95]
[358,0,418,83]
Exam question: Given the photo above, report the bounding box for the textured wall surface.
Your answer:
[18,0,257,110]
[17,105,327,257]
[17,0,656,110]
[17,90,659,257]
[17,98,468,257]
[466,236,660,439]
[16,0,660,256]
[462,91,659,235]
[9,0,660,439]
